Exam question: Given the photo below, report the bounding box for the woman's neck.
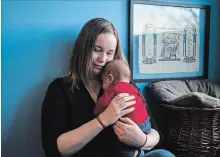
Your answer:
[92,79,102,93]
[85,74,102,103]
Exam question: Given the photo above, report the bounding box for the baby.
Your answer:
[94,60,151,157]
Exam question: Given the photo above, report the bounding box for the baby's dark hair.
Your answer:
[102,60,131,82]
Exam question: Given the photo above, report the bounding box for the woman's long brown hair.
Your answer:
[66,18,127,90]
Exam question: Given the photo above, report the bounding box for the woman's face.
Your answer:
[92,33,117,76]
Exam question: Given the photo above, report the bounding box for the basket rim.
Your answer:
[160,104,220,111]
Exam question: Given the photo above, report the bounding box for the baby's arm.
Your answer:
[94,102,108,115]
[94,90,115,115]
[94,95,110,115]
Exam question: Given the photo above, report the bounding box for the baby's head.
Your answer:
[101,60,131,90]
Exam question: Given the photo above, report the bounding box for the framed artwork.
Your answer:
[129,0,210,82]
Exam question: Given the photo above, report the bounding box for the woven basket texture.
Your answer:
[160,104,220,157]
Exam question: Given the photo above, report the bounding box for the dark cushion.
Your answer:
[149,80,190,103]
[185,80,220,99]
[171,92,220,108]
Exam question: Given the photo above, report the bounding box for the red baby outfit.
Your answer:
[94,82,148,125]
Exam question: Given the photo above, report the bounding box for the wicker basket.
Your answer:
[160,104,220,157]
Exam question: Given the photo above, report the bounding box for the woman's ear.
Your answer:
[108,74,114,83]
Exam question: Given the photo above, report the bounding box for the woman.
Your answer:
[41,18,175,157]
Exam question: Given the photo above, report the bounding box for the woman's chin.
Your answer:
[92,69,102,77]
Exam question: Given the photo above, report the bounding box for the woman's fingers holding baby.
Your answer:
[114,94,135,107]
[113,93,129,101]
[120,100,136,109]
[111,93,136,115]
[98,93,136,126]
[113,118,146,147]
[113,124,123,137]
[120,106,135,117]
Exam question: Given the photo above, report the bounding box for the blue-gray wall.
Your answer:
[2,0,219,157]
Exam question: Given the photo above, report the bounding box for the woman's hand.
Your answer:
[98,93,136,127]
[113,117,160,150]
[113,117,146,147]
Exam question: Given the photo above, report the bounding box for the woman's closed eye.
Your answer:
[94,47,102,52]
[107,50,115,56]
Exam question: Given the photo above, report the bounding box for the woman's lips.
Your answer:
[93,64,103,70]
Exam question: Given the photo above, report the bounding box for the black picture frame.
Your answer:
[129,0,210,82]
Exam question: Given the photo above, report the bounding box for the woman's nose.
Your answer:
[98,52,106,63]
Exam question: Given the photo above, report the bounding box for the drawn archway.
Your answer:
[139,24,157,64]
[183,25,197,63]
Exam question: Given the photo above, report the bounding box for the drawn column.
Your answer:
[183,25,197,63]
[139,24,157,64]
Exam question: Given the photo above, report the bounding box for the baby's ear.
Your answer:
[108,74,114,83]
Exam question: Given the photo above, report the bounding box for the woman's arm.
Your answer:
[42,81,103,157]
[113,117,160,151]
[41,80,136,157]
[142,128,160,150]
[129,79,163,148]
[57,118,104,156]
[57,93,135,156]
